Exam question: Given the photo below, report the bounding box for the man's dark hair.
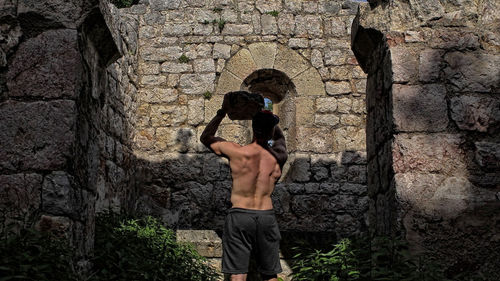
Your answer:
[252,110,279,145]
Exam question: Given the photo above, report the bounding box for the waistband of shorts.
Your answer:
[228,207,275,215]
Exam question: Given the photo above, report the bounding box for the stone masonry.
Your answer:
[130,0,369,237]
[352,0,500,278]
[1,0,499,279]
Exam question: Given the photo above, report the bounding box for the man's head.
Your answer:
[252,110,279,142]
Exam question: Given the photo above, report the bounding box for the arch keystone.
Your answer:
[248,42,277,69]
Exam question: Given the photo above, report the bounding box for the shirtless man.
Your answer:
[200,100,287,281]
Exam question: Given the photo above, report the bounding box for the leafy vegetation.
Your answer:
[0,214,219,281]
[90,213,219,281]
[0,228,78,280]
[203,91,213,100]
[178,54,190,63]
[291,235,448,281]
[266,11,279,17]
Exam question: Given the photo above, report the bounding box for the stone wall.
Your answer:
[129,0,369,237]
[0,0,136,270]
[353,0,500,278]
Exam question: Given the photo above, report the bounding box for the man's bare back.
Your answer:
[216,142,281,210]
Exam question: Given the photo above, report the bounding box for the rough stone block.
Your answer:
[274,44,309,79]
[295,97,314,125]
[150,105,187,126]
[142,46,183,61]
[287,153,311,182]
[292,67,326,96]
[7,29,80,98]
[176,230,222,257]
[42,171,76,217]
[261,14,278,35]
[248,42,277,69]
[221,24,253,35]
[296,127,333,153]
[138,87,178,104]
[475,141,500,170]
[178,73,215,95]
[0,100,75,172]
[450,95,500,133]
[295,15,323,38]
[332,127,365,152]
[326,81,351,95]
[393,133,466,174]
[392,84,448,132]
[315,114,340,126]
[419,49,444,83]
[444,52,500,93]
[188,98,205,126]
[193,58,215,73]
[224,48,257,79]
[161,61,193,73]
[390,46,418,83]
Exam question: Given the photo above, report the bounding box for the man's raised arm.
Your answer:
[200,109,226,150]
[268,126,287,169]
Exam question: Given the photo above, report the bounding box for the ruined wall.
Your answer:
[130,0,368,237]
[353,0,500,277]
[0,0,137,269]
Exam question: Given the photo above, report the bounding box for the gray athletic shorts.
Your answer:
[222,208,282,275]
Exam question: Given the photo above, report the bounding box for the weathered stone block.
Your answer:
[176,230,222,257]
[392,84,448,132]
[287,153,311,182]
[450,95,500,133]
[390,46,418,83]
[324,48,348,66]
[419,49,444,83]
[42,171,75,217]
[393,133,466,174]
[150,105,187,126]
[138,87,178,104]
[315,114,340,127]
[7,29,80,98]
[326,81,351,95]
[142,46,183,61]
[188,98,205,126]
[221,24,252,35]
[178,73,215,95]
[150,0,181,11]
[295,15,323,38]
[475,142,500,170]
[261,14,278,35]
[288,38,309,49]
[274,44,309,79]
[332,127,365,152]
[444,52,500,93]
[193,58,215,73]
[248,42,277,69]
[161,61,193,73]
[224,48,257,79]
[0,100,75,172]
[292,67,326,96]
[296,127,333,153]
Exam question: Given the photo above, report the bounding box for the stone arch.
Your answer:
[215,42,325,97]
[213,43,325,149]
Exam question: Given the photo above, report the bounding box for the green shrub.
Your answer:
[291,235,447,281]
[178,54,190,63]
[203,91,213,100]
[0,228,78,280]
[266,11,279,17]
[90,213,219,281]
